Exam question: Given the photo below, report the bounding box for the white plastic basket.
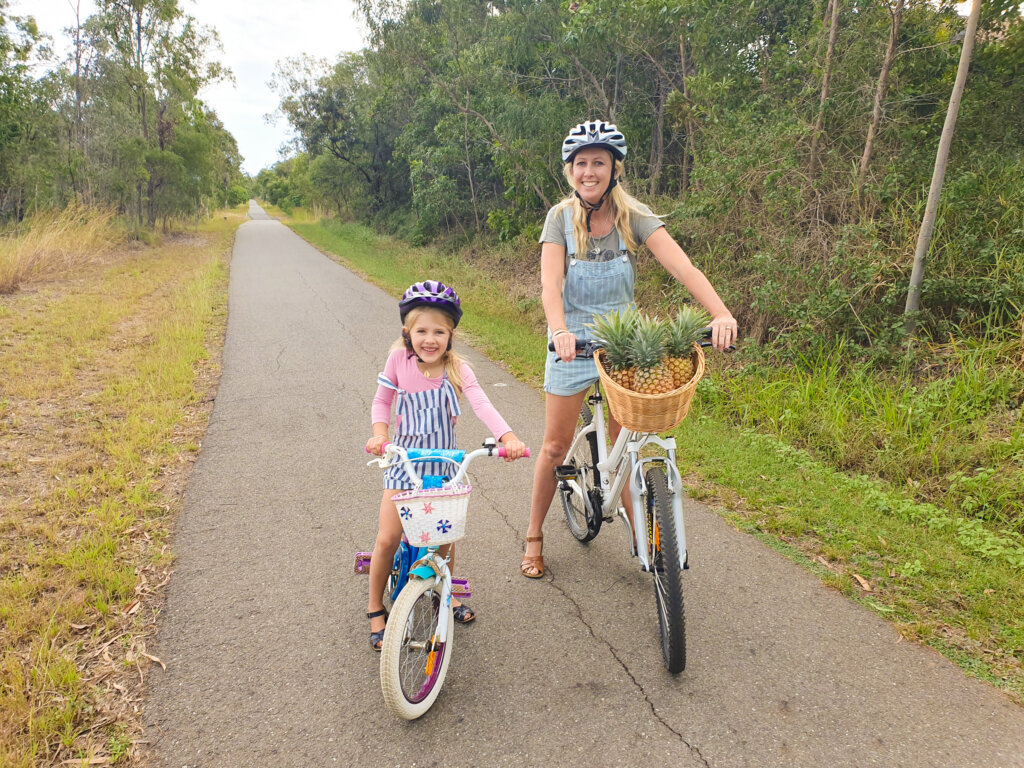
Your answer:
[392,484,472,546]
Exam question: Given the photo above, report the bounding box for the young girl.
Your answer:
[365,280,526,650]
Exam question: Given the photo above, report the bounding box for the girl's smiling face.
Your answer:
[405,309,453,366]
[570,146,614,205]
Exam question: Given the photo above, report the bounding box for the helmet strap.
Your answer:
[403,330,454,360]
[574,166,617,234]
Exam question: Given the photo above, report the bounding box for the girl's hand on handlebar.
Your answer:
[708,314,738,351]
[552,330,578,363]
[365,434,388,456]
[499,433,527,462]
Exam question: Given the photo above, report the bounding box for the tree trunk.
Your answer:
[464,105,480,231]
[611,52,622,122]
[904,0,982,333]
[679,31,696,194]
[856,0,905,203]
[809,0,840,178]
[649,79,665,196]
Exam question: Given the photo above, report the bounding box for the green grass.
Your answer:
[0,212,241,766]
[283,212,1024,704]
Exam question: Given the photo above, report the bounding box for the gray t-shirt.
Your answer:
[539,201,664,273]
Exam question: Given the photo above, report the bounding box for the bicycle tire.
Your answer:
[379,575,453,719]
[645,467,686,673]
[560,402,602,542]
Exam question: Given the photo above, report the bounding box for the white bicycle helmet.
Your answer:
[561,120,628,163]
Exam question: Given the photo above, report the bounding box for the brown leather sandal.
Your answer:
[520,535,545,579]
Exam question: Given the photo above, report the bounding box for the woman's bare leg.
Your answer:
[523,390,588,575]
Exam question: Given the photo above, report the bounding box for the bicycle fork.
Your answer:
[626,436,688,573]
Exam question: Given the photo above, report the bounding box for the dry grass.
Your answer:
[0,211,243,766]
[0,207,121,294]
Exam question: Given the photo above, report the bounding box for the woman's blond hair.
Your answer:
[559,157,656,259]
[391,306,464,395]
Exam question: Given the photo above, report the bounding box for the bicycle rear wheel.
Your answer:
[560,402,602,542]
[645,467,686,673]
[379,576,453,719]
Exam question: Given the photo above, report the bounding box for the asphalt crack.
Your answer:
[476,485,710,767]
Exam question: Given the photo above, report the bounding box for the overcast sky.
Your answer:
[12,0,367,175]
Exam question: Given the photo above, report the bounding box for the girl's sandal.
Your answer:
[520,535,545,579]
[452,604,476,624]
[368,608,388,651]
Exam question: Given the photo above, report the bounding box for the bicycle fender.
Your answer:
[409,565,437,581]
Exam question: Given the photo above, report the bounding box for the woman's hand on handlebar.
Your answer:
[708,314,739,351]
[498,433,527,462]
[365,434,388,456]
[551,330,578,363]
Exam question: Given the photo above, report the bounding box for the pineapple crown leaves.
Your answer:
[666,305,710,356]
[586,307,639,371]
[629,313,669,369]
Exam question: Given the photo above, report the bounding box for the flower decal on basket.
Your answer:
[437,519,452,534]
[399,506,412,520]
[422,501,435,515]
[419,531,431,544]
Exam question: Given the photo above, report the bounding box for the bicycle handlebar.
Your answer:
[366,441,530,488]
[548,327,733,359]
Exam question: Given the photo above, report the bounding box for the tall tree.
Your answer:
[904,0,983,329]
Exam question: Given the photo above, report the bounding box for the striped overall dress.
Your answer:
[377,370,461,490]
[544,208,635,396]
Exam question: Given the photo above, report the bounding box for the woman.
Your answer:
[521,120,738,579]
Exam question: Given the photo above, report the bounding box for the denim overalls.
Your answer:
[544,209,635,396]
[377,367,461,489]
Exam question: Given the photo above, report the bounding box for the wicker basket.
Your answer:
[392,484,472,546]
[593,345,705,433]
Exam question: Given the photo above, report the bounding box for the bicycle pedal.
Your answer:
[353,552,372,574]
[553,465,578,481]
[451,578,472,599]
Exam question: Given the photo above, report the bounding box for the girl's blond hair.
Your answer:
[391,306,464,395]
[559,157,655,259]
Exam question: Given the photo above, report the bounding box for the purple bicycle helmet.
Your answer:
[399,280,463,327]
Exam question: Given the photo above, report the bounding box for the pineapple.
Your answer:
[587,307,639,389]
[629,315,675,394]
[665,306,710,388]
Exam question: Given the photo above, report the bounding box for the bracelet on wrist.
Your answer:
[552,329,570,339]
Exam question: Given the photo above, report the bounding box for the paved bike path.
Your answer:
[145,202,1024,767]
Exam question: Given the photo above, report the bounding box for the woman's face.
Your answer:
[570,147,614,205]
[405,310,452,366]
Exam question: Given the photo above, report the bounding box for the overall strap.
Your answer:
[440,376,462,418]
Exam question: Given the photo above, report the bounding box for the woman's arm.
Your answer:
[645,227,737,350]
[541,241,578,362]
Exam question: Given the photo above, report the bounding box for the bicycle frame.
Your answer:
[565,385,689,572]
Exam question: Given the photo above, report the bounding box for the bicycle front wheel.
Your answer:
[560,402,602,542]
[379,576,454,719]
[645,467,686,674]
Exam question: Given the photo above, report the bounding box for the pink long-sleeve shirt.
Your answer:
[372,348,512,440]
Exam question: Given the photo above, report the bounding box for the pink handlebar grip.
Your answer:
[365,440,391,454]
[498,446,531,458]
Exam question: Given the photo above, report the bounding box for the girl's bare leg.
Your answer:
[367,490,403,633]
[523,390,588,574]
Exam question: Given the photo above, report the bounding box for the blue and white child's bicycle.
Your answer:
[357,439,529,719]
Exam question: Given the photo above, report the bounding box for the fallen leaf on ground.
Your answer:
[852,573,872,591]
[141,652,165,670]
